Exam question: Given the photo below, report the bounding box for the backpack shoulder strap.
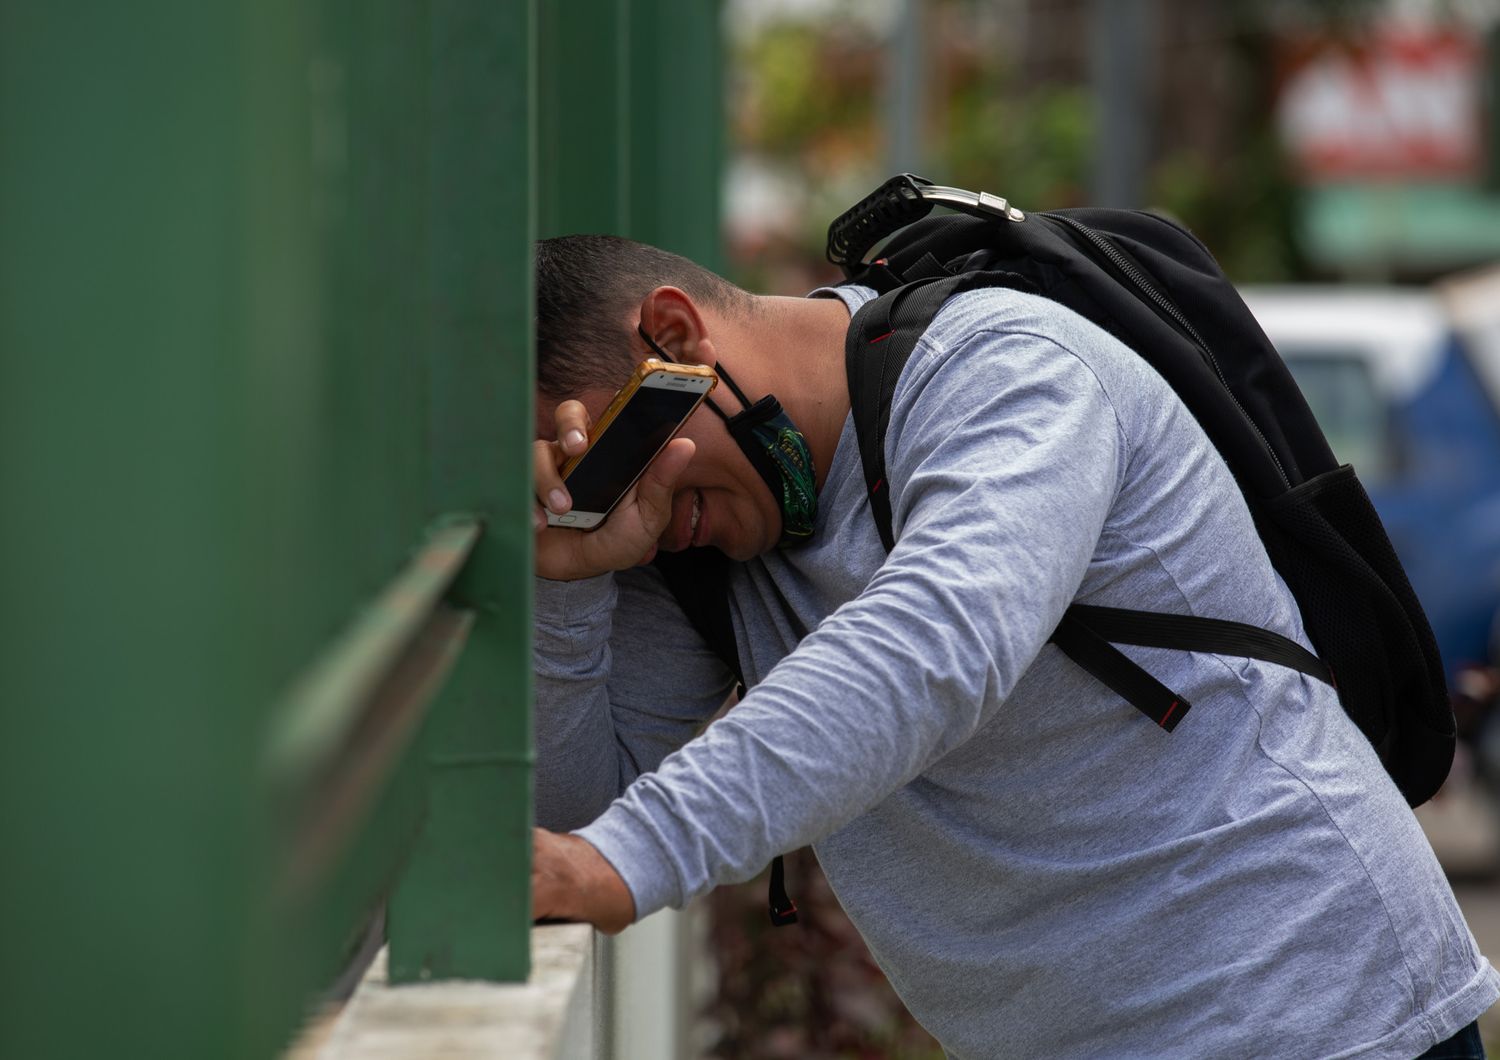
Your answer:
[652,548,744,693]
[845,279,950,550]
[845,269,1036,548]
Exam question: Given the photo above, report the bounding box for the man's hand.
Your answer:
[533,398,695,581]
[531,828,636,934]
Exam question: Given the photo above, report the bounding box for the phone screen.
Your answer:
[564,384,704,515]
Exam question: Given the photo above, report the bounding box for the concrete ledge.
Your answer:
[318,923,596,1059]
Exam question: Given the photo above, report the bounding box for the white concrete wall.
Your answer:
[314,908,704,1059]
[596,907,695,1060]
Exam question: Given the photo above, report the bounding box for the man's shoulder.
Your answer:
[896,285,1171,429]
[920,285,1121,363]
[824,280,1162,448]
[817,281,1118,364]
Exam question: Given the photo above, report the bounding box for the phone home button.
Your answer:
[557,513,578,524]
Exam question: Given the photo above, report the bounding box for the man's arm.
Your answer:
[531,828,635,933]
[534,562,737,832]
[531,394,734,831]
[571,325,1128,923]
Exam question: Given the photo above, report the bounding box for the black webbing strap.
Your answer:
[848,270,1037,551]
[768,854,798,925]
[1050,610,1191,731]
[1066,605,1334,685]
[653,548,744,695]
[1050,606,1335,733]
[849,279,950,550]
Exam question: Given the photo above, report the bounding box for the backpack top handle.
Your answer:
[826,173,1026,275]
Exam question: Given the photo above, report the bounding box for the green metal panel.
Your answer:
[0,0,724,1050]
[264,519,481,899]
[626,0,726,270]
[537,0,725,260]
[0,5,286,1057]
[2,0,536,1054]
[538,0,631,238]
[387,0,536,984]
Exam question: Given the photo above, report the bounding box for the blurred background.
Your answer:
[707,1,1500,1057]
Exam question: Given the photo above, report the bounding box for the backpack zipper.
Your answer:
[1047,213,1290,491]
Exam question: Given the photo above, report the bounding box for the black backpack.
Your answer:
[656,174,1454,921]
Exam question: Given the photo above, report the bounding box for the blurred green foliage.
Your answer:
[1150,132,1302,283]
[737,20,876,161]
[728,0,1310,287]
[941,82,1093,211]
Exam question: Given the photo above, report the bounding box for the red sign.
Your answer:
[1276,26,1483,181]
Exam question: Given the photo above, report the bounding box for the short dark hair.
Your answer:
[535,235,750,400]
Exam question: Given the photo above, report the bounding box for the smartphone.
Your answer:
[547,358,717,530]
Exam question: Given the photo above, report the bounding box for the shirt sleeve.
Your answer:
[533,563,737,832]
[577,323,1128,917]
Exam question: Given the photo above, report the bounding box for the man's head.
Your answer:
[535,235,786,559]
[535,235,752,405]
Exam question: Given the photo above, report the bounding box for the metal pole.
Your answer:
[887,0,926,176]
[1090,0,1152,207]
[1487,22,1500,193]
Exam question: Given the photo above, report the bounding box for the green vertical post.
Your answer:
[537,0,632,237]
[300,0,436,643]
[626,0,725,268]
[0,4,307,1057]
[386,0,536,983]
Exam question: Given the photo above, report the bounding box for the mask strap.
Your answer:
[637,323,751,422]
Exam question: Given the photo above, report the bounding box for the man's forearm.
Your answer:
[534,562,739,832]
[531,828,635,933]
[533,573,628,831]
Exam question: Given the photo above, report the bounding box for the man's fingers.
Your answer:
[531,828,566,922]
[536,432,696,580]
[637,438,695,507]
[625,438,695,537]
[533,401,593,518]
[554,400,591,456]
[533,439,571,515]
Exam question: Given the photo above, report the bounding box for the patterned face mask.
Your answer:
[638,325,818,547]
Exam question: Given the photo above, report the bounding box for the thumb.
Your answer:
[632,438,696,525]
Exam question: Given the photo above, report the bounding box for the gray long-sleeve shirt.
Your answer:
[534,284,1499,1058]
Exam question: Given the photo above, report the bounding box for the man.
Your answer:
[529,234,1498,1058]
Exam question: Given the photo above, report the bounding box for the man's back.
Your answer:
[535,284,1498,1057]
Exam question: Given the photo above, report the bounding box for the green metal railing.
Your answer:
[0,1,721,1057]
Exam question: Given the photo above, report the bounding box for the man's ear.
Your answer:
[638,286,715,367]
